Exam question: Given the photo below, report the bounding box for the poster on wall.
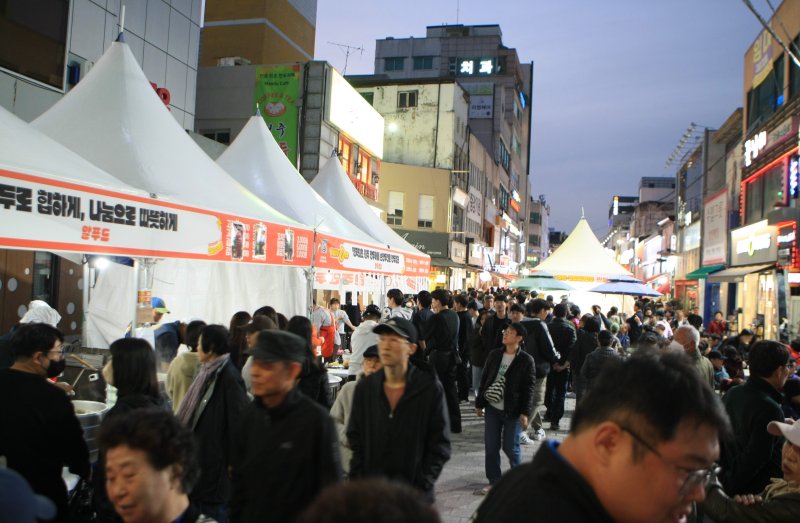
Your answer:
[254,64,301,166]
[462,83,494,119]
[702,189,728,266]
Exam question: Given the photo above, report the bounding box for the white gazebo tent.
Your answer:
[32,37,313,342]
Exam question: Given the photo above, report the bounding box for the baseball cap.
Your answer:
[363,344,379,359]
[251,330,307,364]
[151,297,170,314]
[239,315,277,333]
[0,467,56,523]
[767,420,800,447]
[373,318,418,344]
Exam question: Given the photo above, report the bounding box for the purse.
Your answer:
[483,375,505,403]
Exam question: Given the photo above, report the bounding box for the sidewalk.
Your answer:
[433,396,576,522]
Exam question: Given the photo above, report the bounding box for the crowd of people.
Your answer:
[0,289,799,522]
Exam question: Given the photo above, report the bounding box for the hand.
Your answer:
[52,381,74,395]
[475,408,484,417]
[519,415,528,429]
[733,494,762,506]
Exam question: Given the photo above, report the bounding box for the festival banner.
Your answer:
[314,233,431,277]
[0,168,313,267]
[254,64,301,166]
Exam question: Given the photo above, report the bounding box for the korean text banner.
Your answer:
[254,64,301,166]
[315,233,431,277]
[0,169,313,267]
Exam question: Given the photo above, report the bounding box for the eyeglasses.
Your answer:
[619,425,717,496]
[48,347,65,356]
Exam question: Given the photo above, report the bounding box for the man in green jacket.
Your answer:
[721,340,794,495]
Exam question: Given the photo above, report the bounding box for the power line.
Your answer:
[740,0,800,68]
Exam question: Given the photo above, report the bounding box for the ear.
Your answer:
[168,464,184,492]
[408,342,418,355]
[590,421,626,467]
[287,361,303,380]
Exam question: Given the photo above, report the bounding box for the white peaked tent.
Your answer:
[32,38,310,340]
[311,157,422,254]
[217,115,380,246]
[535,218,633,284]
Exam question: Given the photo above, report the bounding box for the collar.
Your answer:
[745,375,783,402]
[255,385,303,417]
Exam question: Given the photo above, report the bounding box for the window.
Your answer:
[744,164,785,223]
[387,191,404,226]
[452,205,464,232]
[201,129,231,145]
[398,90,418,108]
[498,141,510,171]
[747,54,785,131]
[384,57,405,71]
[530,212,541,224]
[499,186,510,211]
[528,234,541,247]
[0,0,69,89]
[512,133,521,157]
[360,91,374,105]
[418,194,434,228]
[413,56,434,70]
[790,35,800,101]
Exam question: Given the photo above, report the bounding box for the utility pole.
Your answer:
[327,41,364,75]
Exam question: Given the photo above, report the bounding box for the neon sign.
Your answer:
[744,131,767,167]
[790,155,799,199]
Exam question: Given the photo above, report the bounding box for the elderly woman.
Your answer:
[701,419,800,521]
[177,324,249,522]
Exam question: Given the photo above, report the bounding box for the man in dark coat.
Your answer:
[544,304,577,430]
[230,331,342,523]
[425,289,462,433]
[520,298,560,442]
[453,294,472,402]
[348,318,451,501]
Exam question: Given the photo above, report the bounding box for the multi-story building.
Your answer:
[0,0,202,337]
[527,195,550,268]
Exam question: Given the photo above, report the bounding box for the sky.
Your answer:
[313,0,767,236]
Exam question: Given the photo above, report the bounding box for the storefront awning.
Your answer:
[685,264,726,280]
[707,264,774,283]
[430,257,464,268]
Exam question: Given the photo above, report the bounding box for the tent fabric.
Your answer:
[589,281,662,297]
[684,264,725,280]
[32,41,303,229]
[311,157,424,256]
[706,264,774,283]
[534,218,633,279]
[217,116,380,246]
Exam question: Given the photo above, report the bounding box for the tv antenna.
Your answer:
[328,41,364,75]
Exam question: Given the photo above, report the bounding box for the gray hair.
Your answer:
[674,325,700,349]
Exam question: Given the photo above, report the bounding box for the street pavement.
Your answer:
[433,396,577,523]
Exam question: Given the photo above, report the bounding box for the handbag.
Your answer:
[483,375,505,403]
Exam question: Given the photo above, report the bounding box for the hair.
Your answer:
[483,293,495,302]
[527,298,550,315]
[328,298,340,306]
[714,310,723,317]
[416,290,432,308]
[287,315,321,372]
[108,338,159,398]
[546,295,554,302]
[675,325,700,348]
[228,311,251,334]
[430,288,452,308]
[506,322,527,338]
[570,305,581,317]
[253,306,278,325]
[510,303,526,315]
[386,288,404,307]
[467,300,479,311]
[571,352,731,450]
[199,325,230,356]
[687,314,703,330]
[454,294,468,308]
[494,294,508,303]
[363,305,382,320]
[228,312,250,363]
[10,323,64,359]
[275,313,289,330]
[610,323,619,334]
[98,408,200,494]
[747,340,790,378]
[553,303,568,318]
[296,479,441,523]
[739,329,755,337]
[598,330,614,346]
[581,314,601,333]
[608,306,618,316]
[185,320,206,353]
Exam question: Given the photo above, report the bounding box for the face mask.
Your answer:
[45,357,66,378]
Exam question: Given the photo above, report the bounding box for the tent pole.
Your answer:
[307,227,317,319]
[131,258,140,335]
[81,256,90,347]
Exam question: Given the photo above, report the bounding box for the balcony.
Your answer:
[349,175,379,201]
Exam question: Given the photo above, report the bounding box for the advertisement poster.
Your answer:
[462,83,494,119]
[314,233,431,277]
[702,189,728,266]
[254,64,301,166]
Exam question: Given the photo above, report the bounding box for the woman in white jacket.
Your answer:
[347,305,381,381]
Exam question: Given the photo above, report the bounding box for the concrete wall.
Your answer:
[195,64,257,139]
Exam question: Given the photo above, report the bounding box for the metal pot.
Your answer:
[72,400,109,462]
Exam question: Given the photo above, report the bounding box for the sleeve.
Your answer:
[165,356,179,400]
[311,324,323,351]
[329,385,350,449]
[537,322,559,363]
[722,408,784,495]
[346,381,365,478]
[317,413,344,489]
[420,381,452,491]
[475,350,497,409]
[225,373,251,469]
[519,356,536,417]
[56,394,91,479]
[229,412,250,523]
[700,483,799,523]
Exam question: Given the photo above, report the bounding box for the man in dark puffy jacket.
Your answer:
[544,304,577,430]
[426,289,462,433]
[348,318,451,501]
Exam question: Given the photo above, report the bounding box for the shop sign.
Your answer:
[450,240,466,263]
[777,223,796,269]
[484,198,496,224]
[744,131,767,167]
[751,28,774,87]
[620,248,634,265]
[682,222,701,252]
[469,243,483,266]
[254,65,301,166]
[730,220,777,266]
[744,117,799,168]
[453,187,468,208]
[457,58,499,76]
[612,196,619,216]
[790,155,800,199]
[326,68,384,158]
[509,199,520,213]
[467,188,483,222]
[642,236,661,265]
[462,83,494,119]
[702,189,728,265]
[395,229,448,257]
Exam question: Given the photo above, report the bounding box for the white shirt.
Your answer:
[349,319,379,376]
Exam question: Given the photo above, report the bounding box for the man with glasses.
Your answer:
[473,352,730,522]
[720,340,793,496]
[0,323,90,523]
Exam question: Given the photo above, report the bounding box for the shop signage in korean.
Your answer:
[254,65,301,166]
[702,189,728,265]
[744,117,799,167]
[467,188,483,222]
[462,83,494,119]
[751,27,774,87]
[730,220,778,266]
[790,155,800,199]
[457,58,498,76]
[395,229,448,257]
[777,223,796,269]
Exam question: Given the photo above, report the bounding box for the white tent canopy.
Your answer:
[217,115,379,246]
[535,218,633,281]
[311,157,423,255]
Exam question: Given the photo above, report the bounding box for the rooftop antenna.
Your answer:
[327,41,364,75]
[116,5,126,42]
[581,207,585,219]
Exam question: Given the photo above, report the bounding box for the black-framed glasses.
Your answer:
[619,425,717,496]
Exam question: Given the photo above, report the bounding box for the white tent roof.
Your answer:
[311,157,423,255]
[32,40,302,229]
[535,218,633,279]
[217,115,380,246]
[0,104,140,194]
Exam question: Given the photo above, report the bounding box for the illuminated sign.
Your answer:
[326,69,384,157]
[456,57,498,76]
[736,233,771,255]
[511,189,521,203]
[744,131,767,167]
[612,196,619,216]
[790,155,799,199]
[730,220,777,266]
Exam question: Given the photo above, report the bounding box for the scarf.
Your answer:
[763,478,800,499]
[176,353,230,426]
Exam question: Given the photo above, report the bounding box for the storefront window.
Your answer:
[762,164,786,212]
[338,136,352,176]
[32,252,56,303]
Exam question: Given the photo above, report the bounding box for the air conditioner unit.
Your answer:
[79,61,94,79]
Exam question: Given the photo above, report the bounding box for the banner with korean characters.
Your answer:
[0,168,313,267]
[314,233,431,276]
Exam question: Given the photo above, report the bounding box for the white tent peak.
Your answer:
[32,41,302,228]
[311,157,424,256]
[535,218,632,278]
[217,115,381,246]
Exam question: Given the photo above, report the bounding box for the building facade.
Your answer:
[527,195,550,268]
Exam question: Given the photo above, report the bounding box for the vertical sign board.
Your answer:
[462,83,494,119]
[702,189,728,266]
[254,65,301,166]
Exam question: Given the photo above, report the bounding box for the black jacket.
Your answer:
[482,313,511,358]
[476,347,535,418]
[456,310,471,358]
[190,360,250,505]
[473,441,615,523]
[520,317,560,378]
[568,331,599,374]
[468,322,488,367]
[230,387,342,523]
[347,365,451,497]
[298,365,333,408]
[548,318,577,364]
[426,308,459,356]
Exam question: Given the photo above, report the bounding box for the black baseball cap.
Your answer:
[707,350,726,360]
[373,318,418,344]
[251,330,307,364]
[363,344,379,359]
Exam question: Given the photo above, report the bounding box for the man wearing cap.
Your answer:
[348,305,381,381]
[347,317,451,501]
[230,330,342,523]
